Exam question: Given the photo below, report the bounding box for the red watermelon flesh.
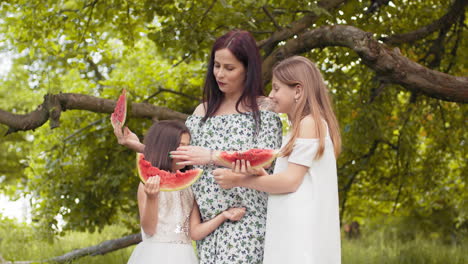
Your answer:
[111,89,127,129]
[218,148,279,169]
[136,153,202,192]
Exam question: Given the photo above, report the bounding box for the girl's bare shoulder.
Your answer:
[299,115,318,139]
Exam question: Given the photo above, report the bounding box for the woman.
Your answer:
[116,30,282,263]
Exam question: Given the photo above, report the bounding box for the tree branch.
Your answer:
[79,0,99,44]
[86,57,104,81]
[0,93,188,134]
[365,0,390,14]
[262,5,282,30]
[445,15,464,73]
[143,87,201,103]
[382,0,467,45]
[199,0,217,26]
[257,0,347,56]
[262,25,468,103]
[4,233,141,264]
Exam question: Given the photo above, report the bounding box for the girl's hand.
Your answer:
[114,126,140,146]
[213,168,246,189]
[222,207,246,221]
[170,146,212,166]
[233,159,268,176]
[144,176,160,200]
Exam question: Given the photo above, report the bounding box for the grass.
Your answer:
[0,217,466,263]
[0,219,134,263]
[342,233,466,264]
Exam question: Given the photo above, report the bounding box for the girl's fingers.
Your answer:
[240,160,247,174]
[147,176,160,187]
[245,160,252,173]
[213,175,223,184]
[114,126,123,138]
[234,160,241,173]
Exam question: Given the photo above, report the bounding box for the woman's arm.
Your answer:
[169,146,225,167]
[137,177,160,236]
[171,146,254,168]
[189,201,246,241]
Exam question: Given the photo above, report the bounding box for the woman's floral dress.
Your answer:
[186,111,282,264]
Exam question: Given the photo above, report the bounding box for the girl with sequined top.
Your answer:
[122,120,246,264]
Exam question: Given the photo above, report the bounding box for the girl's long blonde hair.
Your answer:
[273,56,341,159]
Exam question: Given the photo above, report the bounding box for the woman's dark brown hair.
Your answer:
[202,29,264,134]
[143,120,190,171]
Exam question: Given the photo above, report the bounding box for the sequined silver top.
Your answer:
[141,188,194,244]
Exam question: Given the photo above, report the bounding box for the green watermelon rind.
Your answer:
[218,149,279,169]
[136,153,202,192]
[111,89,127,129]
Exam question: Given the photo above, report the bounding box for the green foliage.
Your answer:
[0,0,466,241]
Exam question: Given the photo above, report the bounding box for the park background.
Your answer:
[0,0,466,263]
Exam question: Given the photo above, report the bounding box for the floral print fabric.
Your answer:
[186,111,282,264]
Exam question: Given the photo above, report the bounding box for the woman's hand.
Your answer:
[222,207,246,221]
[213,168,247,189]
[144,176,160,200]
[170,146,212,166]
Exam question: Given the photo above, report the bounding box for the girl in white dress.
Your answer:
[116,120,246,264]
[213,56,342,263]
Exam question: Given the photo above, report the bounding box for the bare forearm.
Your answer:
[126,141,145,153]
[190,213,227,241]
[140,197,158,236]
[240,172,300,194]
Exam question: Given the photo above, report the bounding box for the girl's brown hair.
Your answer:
[273,56,341,159]
[143,120,190,171]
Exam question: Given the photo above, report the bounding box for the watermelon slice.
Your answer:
[218,148,279,169]
[136,153,202,192]
[111,89,127,130]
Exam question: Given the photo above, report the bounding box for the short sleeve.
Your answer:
[254,111,283,150]
[185,115,202,146]
[288,139,320,168]
[254,111,283,174]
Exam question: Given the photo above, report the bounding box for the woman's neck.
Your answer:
[215,92,249,115]
[223,91,242,105]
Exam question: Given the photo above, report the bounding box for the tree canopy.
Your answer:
[0,0,466,243]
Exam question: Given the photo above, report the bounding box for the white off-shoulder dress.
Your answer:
[263,131,341,264]
[127,188,198,264]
